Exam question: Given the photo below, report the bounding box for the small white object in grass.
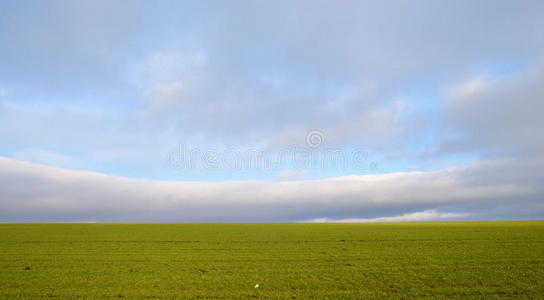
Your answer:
[254,284,259,288]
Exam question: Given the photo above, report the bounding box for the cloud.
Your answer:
[1,1,544,170]
[0,0,543,221]
[1,156,542,222]
[135,50,402,147]
[440,65,544,157]
[448,76,487,99]
[309,210,470,223]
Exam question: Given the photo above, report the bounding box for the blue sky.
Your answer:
[1,0,543,222]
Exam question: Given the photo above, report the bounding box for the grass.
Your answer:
[0,222,543,299]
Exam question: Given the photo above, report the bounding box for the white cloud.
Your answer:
[449,76,488,100]
[310,210,469,223]
[147,80,186,112]
[1,156,542,222]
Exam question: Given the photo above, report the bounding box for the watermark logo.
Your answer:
[167,130,377,172]
[306,130,324,148]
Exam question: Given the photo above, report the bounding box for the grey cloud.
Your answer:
[134,0,544,147]
[440,65,544,158]
[3,0,543,150]
[1,156,542,222]
[0,0,148,98]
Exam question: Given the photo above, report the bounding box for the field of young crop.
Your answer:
[0,222,543,299]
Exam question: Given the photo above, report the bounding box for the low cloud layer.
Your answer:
[310,210,470,223]
[1,156,542,222]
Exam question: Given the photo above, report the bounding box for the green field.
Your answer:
[0,222,543,299]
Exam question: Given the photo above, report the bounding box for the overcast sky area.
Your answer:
[1,0,543,222]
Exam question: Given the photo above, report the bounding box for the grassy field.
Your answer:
[0,222,543,299]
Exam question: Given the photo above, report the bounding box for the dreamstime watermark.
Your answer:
[306,130,325,148]
[166,131,377,171]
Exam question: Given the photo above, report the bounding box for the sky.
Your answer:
[1,0,543,222]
